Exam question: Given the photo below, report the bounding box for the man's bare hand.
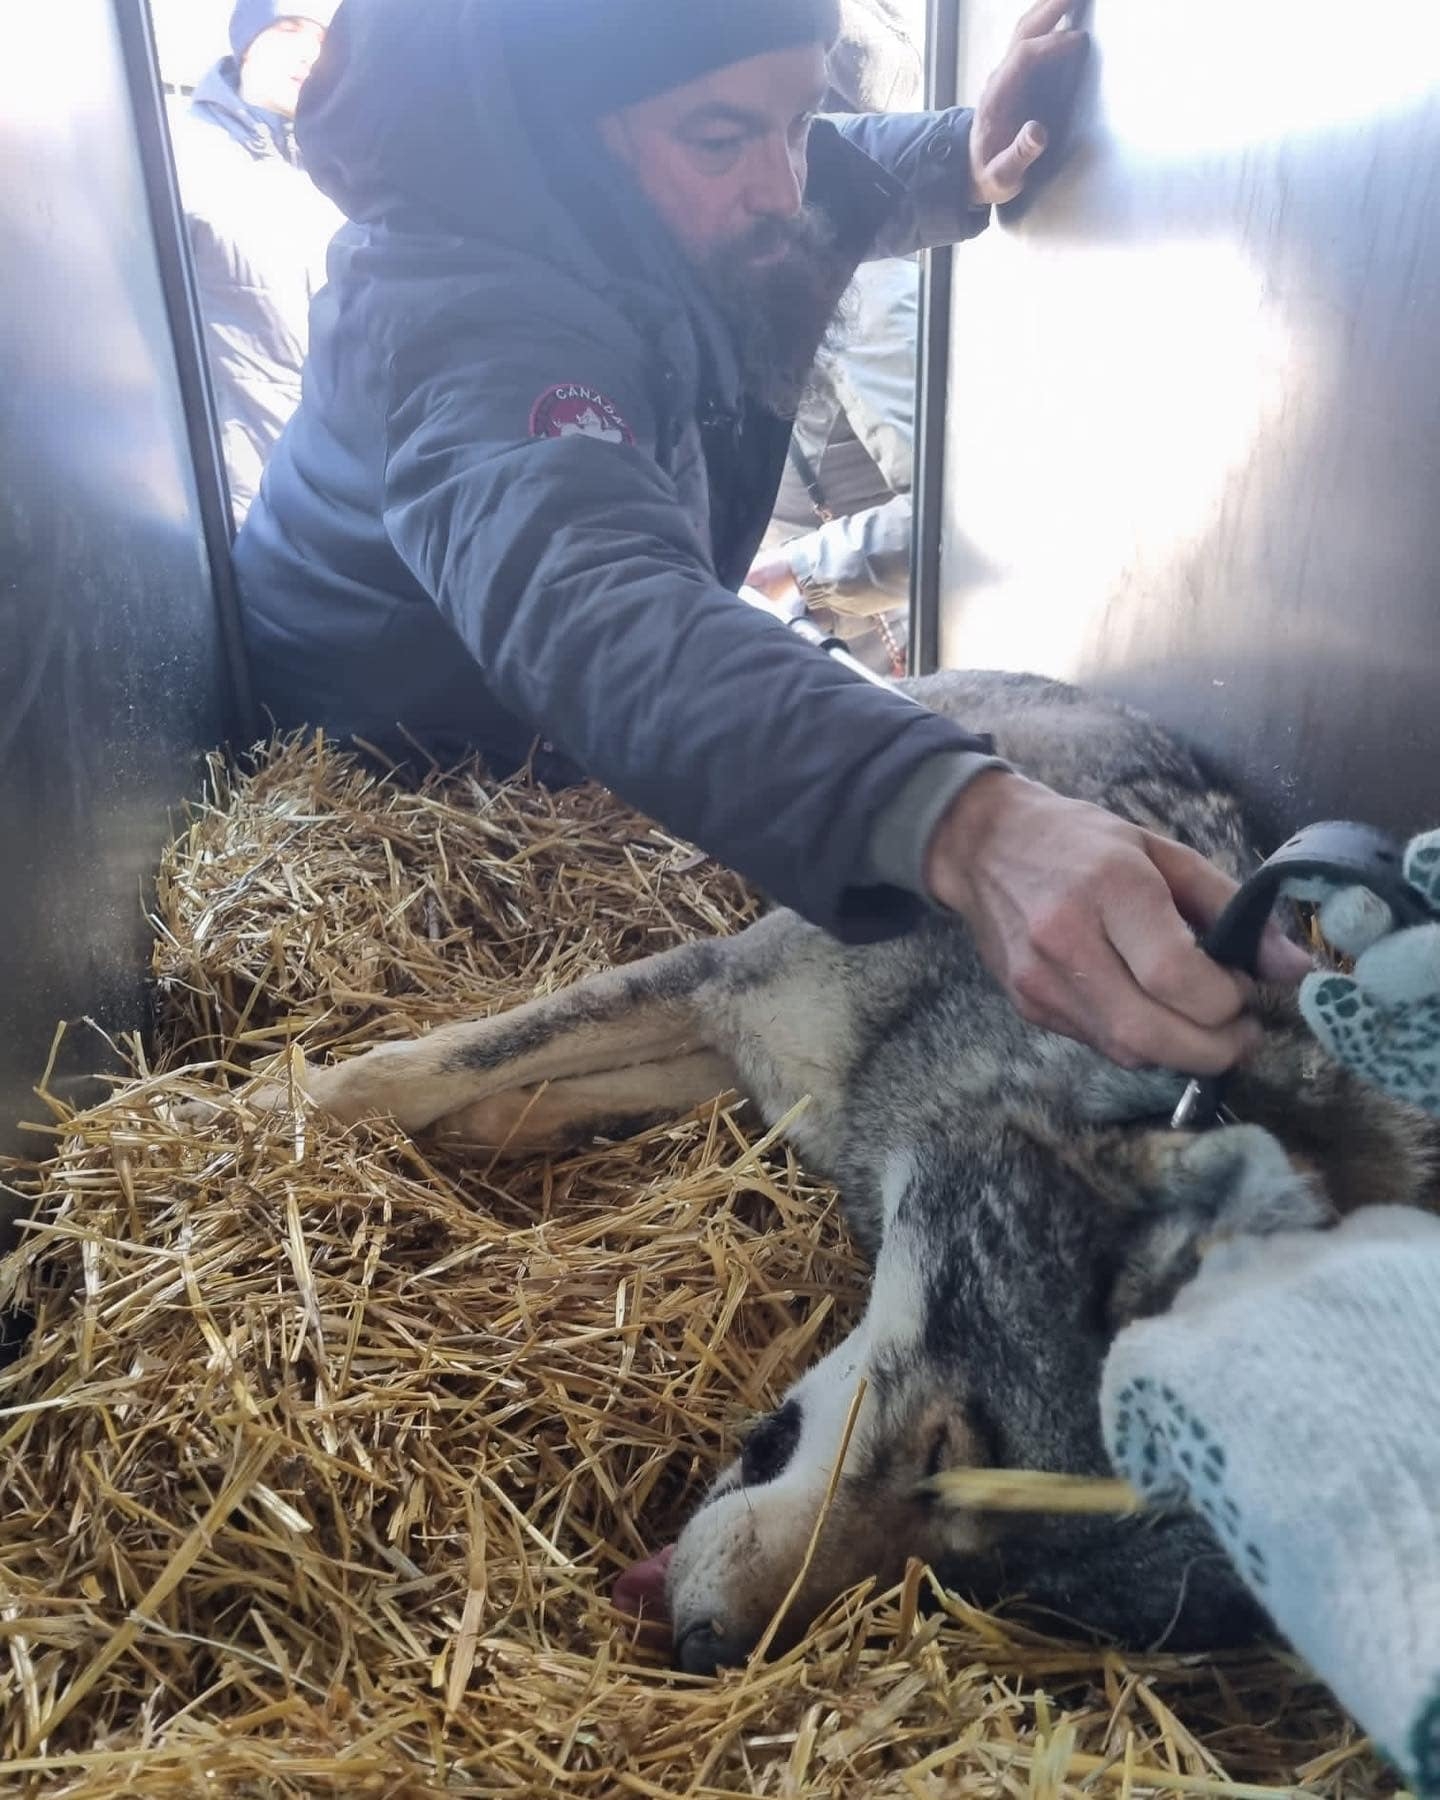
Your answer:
[968,0,1089,208]
[925,771,1313,1073]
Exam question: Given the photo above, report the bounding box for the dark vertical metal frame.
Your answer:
[111,0,258,744]
[907,0,960,676]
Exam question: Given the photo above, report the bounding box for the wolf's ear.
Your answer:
[1062,1124,1331,1329]
[1028,1118,1324,1229]
[1007,1115,1193,1219]
[1114,1125,1329,1238]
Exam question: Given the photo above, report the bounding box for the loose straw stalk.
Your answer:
[924,1469,1143,1515]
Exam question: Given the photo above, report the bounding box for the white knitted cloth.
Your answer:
[1102,1208,1440,1796]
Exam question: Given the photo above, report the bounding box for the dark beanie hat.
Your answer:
[503,0,843,119]
[229,0,339,60]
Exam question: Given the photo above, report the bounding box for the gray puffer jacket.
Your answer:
[174,61,342,523]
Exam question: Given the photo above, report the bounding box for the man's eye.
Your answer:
[692,135,745,156]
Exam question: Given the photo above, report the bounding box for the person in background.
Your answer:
[746,255,919,675]
[828,0,926,112]
[173,1,342,524]
[745,0,926,675]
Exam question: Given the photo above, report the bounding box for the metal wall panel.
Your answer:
[0,3,237,1157]
[937,1,1440,839]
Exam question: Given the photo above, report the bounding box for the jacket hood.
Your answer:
[296,0,758,410]
[191,59,293,161]
[296,0,615,260]
[230,0,340,60]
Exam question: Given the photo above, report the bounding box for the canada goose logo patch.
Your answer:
[529,384,635,445]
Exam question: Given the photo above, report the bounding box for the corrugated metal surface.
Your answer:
[0,2,236,1157]
[935,0,1440,840]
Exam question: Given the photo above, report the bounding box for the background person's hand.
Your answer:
[968,0,1089,208]
[743,551,804,611]
[924,770,1312,1073]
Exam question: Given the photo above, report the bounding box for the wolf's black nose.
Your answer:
[674,1618,747,1676]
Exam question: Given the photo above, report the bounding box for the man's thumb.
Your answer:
[979,123,1048,201]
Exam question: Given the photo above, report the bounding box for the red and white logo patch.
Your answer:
[529,383,635,446]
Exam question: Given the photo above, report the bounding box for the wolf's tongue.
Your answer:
[613,1544,675,1652]
[614,1543,674,1618]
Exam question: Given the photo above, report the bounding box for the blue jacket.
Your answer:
[176,61,342,522]
[234,0,995,940]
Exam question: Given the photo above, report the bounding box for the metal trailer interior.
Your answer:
[912,0,1440,845]
[2,0,1438,1175]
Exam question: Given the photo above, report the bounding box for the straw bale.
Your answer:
[0,739,1395,1798]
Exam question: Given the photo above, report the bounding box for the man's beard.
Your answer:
[696,207,855,418]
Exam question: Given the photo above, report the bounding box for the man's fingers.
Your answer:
[978,122,1048,201]
[976,31,1087,151]
[1105,893,1252,1032]
[1105,998,1261,1077]
[1141,833,1239,933]
[1145,831,1313,986]
[927,777,1279,1074]
[1015,937,1262,1074]
[1013,0,1077,42]
[992,26,1088,90]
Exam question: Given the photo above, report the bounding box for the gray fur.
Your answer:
[275,671,1437,1669]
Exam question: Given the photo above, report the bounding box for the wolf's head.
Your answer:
[662,1082,1401,1672]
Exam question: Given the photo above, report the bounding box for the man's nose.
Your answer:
[744,140,805,222]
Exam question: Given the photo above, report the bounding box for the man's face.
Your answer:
[598,44,853,416]
[598,45,828,268]
[238,17,327,120]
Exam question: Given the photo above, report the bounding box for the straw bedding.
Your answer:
[0,737,1397,1797]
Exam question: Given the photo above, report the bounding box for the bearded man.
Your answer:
[234,0,1309,1070]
